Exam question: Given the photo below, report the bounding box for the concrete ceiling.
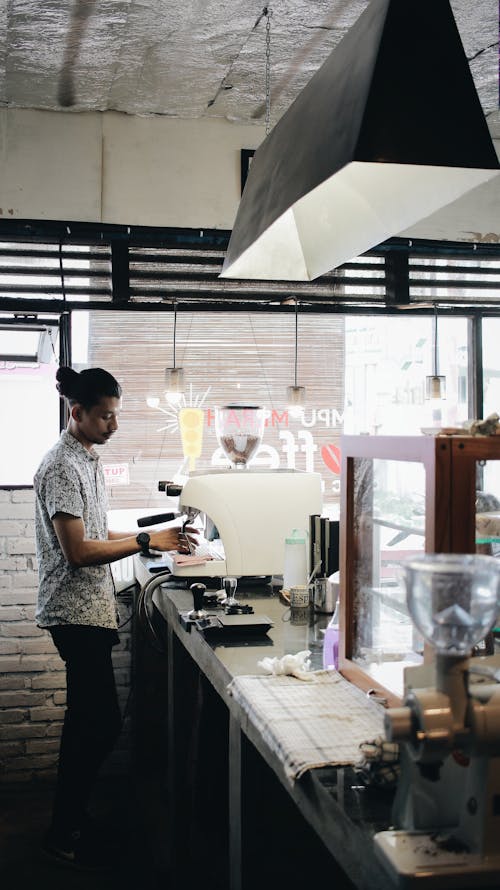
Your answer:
[0,1,497,128]
[0,0,499,243]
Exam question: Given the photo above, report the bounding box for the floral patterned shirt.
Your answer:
[34,430,117,629]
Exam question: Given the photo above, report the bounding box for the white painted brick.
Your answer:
[0,503,34,520]
[21,638,58,656]
[114,669,130,685]
[11,490,35,504]
[31,674,65,690]
[0,724,49,740]
[0,607,25,621]
[0,709,27,724]
[0,741,25,757]
[0,491,11,503]
[7,539,35,555]
[12,572,38,589]
[0,770,38,783]
[29,706,65,722]
[25,739,60,755]
[2,754,58,770]
[0,522,25,535]
[31,767,58,780]
[1,557,28,571]
[21,655,63,672]
[0,656,22,672]
[0,640,21,655]
[112,652,131,668]
[53,692,66,705]
[0,576,13,589]
[0,692,48,708]
[0,676,24,690]
[1,622,44,638]
[0,590,37,605]
[46,723,63,737]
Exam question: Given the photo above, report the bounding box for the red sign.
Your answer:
[103,464,130,486]
[321,443,341,474]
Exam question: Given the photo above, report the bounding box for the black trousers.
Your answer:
[49,625,122,833]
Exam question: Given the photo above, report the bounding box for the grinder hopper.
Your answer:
[215,405,265,468]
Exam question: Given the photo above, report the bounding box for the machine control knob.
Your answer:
[384,706,414,743]
[158,481,183,496]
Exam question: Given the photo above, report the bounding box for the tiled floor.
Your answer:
[0,774,162,890]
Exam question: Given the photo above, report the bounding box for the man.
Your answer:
[34,366,191,868]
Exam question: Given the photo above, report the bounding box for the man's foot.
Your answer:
[41,826,111,870]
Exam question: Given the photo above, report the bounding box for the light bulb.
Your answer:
[164,367,184,403]
[287,385,306,419]
[425,375,446,400]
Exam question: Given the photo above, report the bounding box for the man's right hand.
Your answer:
[149,525,198,554]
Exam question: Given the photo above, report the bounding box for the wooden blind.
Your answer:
[87,310,345,510]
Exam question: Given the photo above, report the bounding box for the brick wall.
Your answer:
[0,488,132,783]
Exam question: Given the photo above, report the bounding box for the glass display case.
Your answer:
[339,435,500,703]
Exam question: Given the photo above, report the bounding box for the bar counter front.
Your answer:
[134,558,402,890]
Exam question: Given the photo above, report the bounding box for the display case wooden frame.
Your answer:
[338,434,500,705]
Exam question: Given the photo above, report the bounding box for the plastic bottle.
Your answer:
[283,529,308,592]
[322,598,340,669]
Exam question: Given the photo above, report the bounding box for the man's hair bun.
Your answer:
[55,366,121,409]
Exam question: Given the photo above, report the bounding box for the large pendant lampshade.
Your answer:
[221,0,499,283]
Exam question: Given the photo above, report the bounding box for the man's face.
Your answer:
[74,396,121,447]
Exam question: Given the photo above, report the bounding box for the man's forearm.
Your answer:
[67,535,143,568]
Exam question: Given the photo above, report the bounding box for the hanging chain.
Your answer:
[265,7,272,135]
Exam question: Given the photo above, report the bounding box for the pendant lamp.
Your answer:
[164,301,184,404]
[286,299,306,417]
[425,306,446,402]
[221,0,499,282]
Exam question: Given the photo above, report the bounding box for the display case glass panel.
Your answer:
[351,457,425,696]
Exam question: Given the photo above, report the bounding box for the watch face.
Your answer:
[137,532,150,548]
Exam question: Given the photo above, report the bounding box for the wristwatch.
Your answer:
[136,532,151,555]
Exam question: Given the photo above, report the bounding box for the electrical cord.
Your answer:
[136,571,173,653]
[109,568,136,630]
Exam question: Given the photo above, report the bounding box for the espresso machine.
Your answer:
[161,405,322,579]
[374,554,500,889]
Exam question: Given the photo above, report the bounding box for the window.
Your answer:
[0,361,59,485]
[344,316,468,435]
[85,310,345,512]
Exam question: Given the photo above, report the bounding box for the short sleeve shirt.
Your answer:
[34,430,117,629]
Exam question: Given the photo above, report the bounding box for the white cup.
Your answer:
[289,585,310,608]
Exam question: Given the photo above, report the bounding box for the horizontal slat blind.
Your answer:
[87,310,345,509]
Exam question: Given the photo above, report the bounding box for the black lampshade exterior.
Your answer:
[221,0,499,281]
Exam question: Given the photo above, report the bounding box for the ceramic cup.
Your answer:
[289,585,310,608]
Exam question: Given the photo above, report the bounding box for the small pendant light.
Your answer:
[164,300,185,405]
[425,306,446,402]
[287,299,306,418]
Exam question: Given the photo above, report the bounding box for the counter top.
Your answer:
[138,563,395,890]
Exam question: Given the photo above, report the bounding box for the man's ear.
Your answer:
[71,404,83,422]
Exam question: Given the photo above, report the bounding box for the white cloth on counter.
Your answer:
[257,649,314,681]
[475,511,500,540]
[228,669,385,783]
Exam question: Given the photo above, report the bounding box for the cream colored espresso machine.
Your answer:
[162,405,322,580]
